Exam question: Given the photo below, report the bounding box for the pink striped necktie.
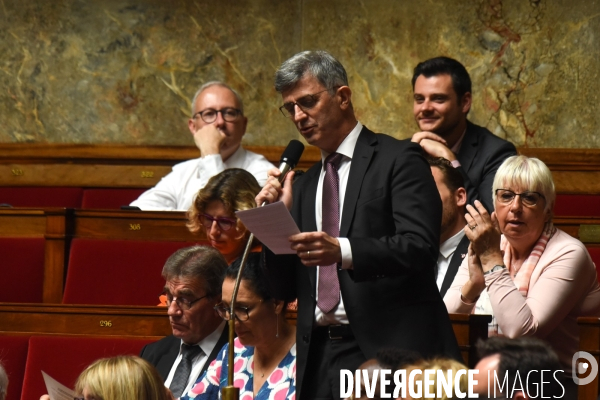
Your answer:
[318,152,343,313]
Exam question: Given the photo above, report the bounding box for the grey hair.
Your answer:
[274,50,349,94]
[162,245,228,298]
[0,361,7,400]
[492,155,556,213]
[190,81,244,116]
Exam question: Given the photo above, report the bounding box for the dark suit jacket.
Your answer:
[457,121,517,212]
[139,326,229,384]
[439,234,471,298]
[265,127,462,399]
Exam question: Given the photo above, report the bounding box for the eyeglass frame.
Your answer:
[162,291,210,310]
[199,213,237,231]
[494,188,545,207]
[192,107,242,124]
[213,300,263,322]
[278,87,340,118]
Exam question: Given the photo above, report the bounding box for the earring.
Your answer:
[276,312,279,338]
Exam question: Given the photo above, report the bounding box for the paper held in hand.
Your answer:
[236,201,300,254]
[42,371,77,400]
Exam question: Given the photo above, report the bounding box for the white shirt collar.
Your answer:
[440,228,466,259]
[320,121,363,163]
[450,128,467,154]
[180,320,226,356]
[222,145,246,167]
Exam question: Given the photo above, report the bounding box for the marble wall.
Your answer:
[0,0,598,148]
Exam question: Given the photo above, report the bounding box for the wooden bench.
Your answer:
[0,303,171,339]
[0,303,489,368]
[0,145,596,188]
[0,144,321,189]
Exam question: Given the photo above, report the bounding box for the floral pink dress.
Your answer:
[182,337,296,400]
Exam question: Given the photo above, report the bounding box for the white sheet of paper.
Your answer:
[42,371,77,400]
[236,202,300,254]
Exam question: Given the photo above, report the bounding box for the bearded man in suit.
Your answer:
[257,50,461,400]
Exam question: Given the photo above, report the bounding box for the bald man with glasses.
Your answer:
[130,81,274,211]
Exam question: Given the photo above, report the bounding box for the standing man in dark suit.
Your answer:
[411,56,517,212]
[428,157,470,298]
[257,50,461,400]
[140,246,229,398]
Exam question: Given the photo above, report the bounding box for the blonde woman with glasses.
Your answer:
[445,155,600,388]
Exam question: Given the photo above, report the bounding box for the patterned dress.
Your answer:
[182,337,296,400]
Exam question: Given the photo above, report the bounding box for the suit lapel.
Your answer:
[156,336,180,381]
[340,127,376,237]
[457,121,478,173]
[439,234,470,298]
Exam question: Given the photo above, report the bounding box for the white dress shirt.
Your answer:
[164,321,226,397]
[314,122,362,326]
[436,228,466,290]
[130,145,275,211]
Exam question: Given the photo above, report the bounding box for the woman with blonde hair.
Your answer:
[187,168,261,265]
[402,358,469,400]
[445,155,600,384]
[40,356,171,400]
[0,362,7,400]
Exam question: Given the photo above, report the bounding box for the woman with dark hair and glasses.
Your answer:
[182,253,296,400]
[445,155,600,377]
[187,168,261,265]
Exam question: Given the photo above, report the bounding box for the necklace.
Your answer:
[256,328,294,379]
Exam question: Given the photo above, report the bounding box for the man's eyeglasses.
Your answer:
[214,301,262,322]
[278,87,339,118]
[163,292,209,310]
[193,108,242,124]
[199,213,237,231]
[495,189,545,207]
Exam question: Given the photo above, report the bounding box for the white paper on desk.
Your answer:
[236,202,300,254]
[42,371,77,400]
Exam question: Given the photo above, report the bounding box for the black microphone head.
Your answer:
[280,139,305,169]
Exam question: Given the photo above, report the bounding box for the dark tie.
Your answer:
[169,344,203,398]
[318,152,343,313]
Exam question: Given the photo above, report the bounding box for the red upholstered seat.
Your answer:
[19,335,154,400]
[554,194,600,217]
[0,238,45,303]
[0,335,30,400]
[0,187,83,208]
[62,238,199,306]
[81,188,146,209]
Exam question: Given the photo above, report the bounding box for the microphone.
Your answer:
[277,139,305,183]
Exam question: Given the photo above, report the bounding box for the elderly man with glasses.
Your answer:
[140,245,229,399]
[130,81,274,211]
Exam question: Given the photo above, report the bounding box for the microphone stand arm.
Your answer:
[220,137,303,398]
[221,231,255,400]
